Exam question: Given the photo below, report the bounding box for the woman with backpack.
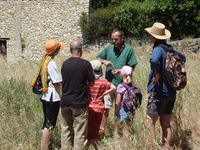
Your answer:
[145,22,186,150]
[31,39,64,150]
[114,65,142,138]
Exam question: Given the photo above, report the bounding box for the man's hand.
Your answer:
[102,60,114,67]
[111,69,121,75]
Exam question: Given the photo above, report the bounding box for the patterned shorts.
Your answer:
[146,90,176,115]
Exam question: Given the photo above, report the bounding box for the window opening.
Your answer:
[0,38,9,57]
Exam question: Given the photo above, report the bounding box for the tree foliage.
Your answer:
[79,7,116,42]
[80,0,200,42]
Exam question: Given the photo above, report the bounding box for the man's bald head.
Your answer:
[70,40,82,51]
[69,40,83,57]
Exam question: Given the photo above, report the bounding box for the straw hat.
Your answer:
[145,22,171,39]
[45,39,64,54]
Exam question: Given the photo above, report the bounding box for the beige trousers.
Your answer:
[60,106,88,150]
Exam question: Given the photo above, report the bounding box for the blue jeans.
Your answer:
[119,107,130,122]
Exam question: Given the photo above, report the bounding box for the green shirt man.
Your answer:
[96,43,137,87]
[96,29,138,134]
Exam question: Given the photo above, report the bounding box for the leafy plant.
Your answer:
[114,0,153,37]
[80,0,200,41]
[79,7,116,42]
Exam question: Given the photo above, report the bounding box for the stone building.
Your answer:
[0,0,90,62]
[0,1,199,62]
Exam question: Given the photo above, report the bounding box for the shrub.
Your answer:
[114,0,154,37]
[79,7,115,42]
[79,0,200,41]
[147,0,200,38]
[169,0,200,38]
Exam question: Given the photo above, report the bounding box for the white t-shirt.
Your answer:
[39,59,62,102]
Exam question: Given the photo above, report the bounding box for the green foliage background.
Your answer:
[80,0,200,42]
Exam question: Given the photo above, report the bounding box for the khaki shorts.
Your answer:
[104,92,116,109]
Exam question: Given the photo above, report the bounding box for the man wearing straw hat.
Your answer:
[60,40,95,150]
[145,22,186,150]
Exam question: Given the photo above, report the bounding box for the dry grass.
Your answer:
[0,45,199,150]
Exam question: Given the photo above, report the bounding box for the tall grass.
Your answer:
[0,45,199,150]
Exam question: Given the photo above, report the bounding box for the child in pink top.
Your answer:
[87,60,116,150]
[114,65,134,138]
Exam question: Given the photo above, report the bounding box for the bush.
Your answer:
[79,7,115,42]
[79,0,200,41]
[114,0,154,37]
[168,0,200,38]
[147,0,200,38]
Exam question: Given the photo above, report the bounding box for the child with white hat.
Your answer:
[87,60,116,150]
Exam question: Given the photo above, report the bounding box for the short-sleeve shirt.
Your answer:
[96,43,138,87]
[87,78,112,113]
[61,57,95,108]
[117,83,128,107]
[147,40,185,96]
[39,59,62,102]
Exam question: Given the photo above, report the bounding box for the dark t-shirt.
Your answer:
[61,57,95,108]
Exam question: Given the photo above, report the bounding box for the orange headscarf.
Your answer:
[31,39,64,93]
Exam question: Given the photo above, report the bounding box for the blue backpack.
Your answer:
[121,81,142,112]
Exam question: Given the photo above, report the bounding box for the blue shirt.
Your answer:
[147,40,186,96]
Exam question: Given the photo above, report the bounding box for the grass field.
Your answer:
[0,44,199,150]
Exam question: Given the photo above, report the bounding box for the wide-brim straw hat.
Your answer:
[145,22,171,40]
[45,39,65,54]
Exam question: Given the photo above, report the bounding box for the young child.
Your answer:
[114,65,134,138]
[87,60,116,150]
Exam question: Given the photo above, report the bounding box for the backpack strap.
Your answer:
[159,45,168,52]
[160,44,186,60]
[121,81,136,89]
[121,81,142,108]
[159,44,174,53]
[159,44,171,53]
[121,81,141,94]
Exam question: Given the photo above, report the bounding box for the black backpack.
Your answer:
[32,74,43,94]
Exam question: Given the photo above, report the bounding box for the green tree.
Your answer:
[114,0,154,37]
[79,7,116,42]
[80,0,200,41]
[169,0,200,38]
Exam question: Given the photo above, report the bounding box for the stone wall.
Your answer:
[84,37,200,53]
[0,0,89,62]
[0,1,199,62]
[168,38,200,53]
